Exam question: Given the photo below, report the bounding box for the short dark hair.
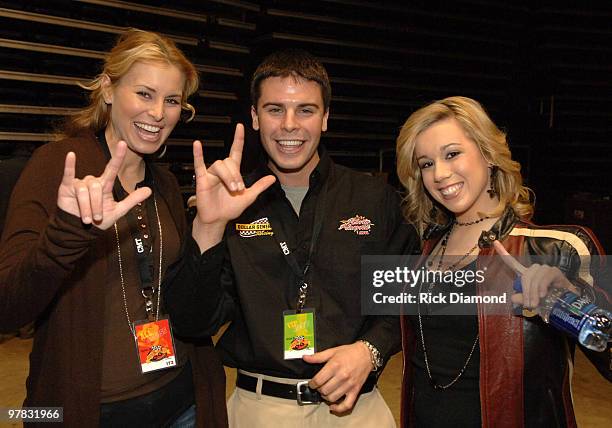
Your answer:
[250,49,331,111]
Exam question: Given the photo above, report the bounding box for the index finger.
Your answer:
[229,123,244,164]
[493,240,527,275]
[193,140,207,180]
[62,151,76,185]
[101,140,127,191]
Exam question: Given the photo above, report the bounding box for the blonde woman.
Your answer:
[396,96,610,427]
[0,30,226,427]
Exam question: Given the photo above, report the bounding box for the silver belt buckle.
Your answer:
[296,380,319,405]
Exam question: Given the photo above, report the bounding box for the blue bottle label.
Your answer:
[548,291,597,338]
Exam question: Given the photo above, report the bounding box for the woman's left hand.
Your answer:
[493,241,579,309]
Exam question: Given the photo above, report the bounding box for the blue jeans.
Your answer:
[168,404,196,428]
[100,362,194,427]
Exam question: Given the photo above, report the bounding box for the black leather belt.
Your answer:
[236,372,377,405]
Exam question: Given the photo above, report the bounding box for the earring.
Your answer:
[487,165,498,198]
[156,144,167,159]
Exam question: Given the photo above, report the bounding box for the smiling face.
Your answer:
[251,76,329,187]
[415,118,498,221]
[102,61,185,159]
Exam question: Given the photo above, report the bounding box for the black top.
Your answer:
[165,150,420,378]
[410,261,481,427]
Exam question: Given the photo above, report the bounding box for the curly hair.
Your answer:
[396,96,533,233]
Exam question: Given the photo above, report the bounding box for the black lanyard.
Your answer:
[112,172,159,312]
[260,178,328,312]
[97,131,159,320]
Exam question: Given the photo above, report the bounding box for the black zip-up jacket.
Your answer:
[166,151,420,378]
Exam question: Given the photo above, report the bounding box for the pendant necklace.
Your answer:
[418,219,479,390]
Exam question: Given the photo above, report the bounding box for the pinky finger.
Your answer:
[329,392,356,414]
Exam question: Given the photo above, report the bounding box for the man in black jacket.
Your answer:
[167,50,419,426]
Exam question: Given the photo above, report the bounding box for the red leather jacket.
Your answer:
[401,207,611,428]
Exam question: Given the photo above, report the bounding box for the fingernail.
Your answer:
[230,182,237,191]
[93,215,102,221]
[83,217,91,223]
[238,182,245,191]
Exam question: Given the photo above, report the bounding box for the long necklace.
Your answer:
[417,295,479,390]
[419,220,479,390]
[113,193,163,337]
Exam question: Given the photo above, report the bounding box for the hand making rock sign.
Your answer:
[190,123,276,252]
[57,140,152,230]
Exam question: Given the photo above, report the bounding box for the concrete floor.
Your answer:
[1,336,610,427]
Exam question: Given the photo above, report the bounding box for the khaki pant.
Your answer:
[227,371,396,428]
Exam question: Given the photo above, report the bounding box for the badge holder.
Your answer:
[133,317,177,373]
[283,308,316,359]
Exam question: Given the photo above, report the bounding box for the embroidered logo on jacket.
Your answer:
[338,215,374,236]
[236,217,273,238]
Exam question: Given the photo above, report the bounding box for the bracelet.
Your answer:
[360,339,383,371]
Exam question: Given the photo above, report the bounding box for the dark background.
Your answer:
[0,0,610,247]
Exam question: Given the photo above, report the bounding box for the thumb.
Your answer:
[114,187,152,219]
[246,175,276,200]
[511,293,524,305]
[303,348,334,364]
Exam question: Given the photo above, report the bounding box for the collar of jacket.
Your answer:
[94,130,156,190]
[422,206,521,254]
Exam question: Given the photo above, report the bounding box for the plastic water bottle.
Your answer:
[514,278,612,352]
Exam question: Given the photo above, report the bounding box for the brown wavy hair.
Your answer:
[396,96,533,233]
[60,28,198,138]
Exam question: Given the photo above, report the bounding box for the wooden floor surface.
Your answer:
[1,336,610,427]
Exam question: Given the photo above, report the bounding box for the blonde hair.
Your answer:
[61,28,198,137]
[396,96,533,233]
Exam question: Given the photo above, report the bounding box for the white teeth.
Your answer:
[440,183,462,196]
[277,140,303,147]
[135,122,160,133]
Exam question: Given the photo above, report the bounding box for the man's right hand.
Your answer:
[191,123,275,252]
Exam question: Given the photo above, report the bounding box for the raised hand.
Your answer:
[191,124,275,251]
[493,240,578,309]
[303,342,373,414]
[57,141,152,230]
